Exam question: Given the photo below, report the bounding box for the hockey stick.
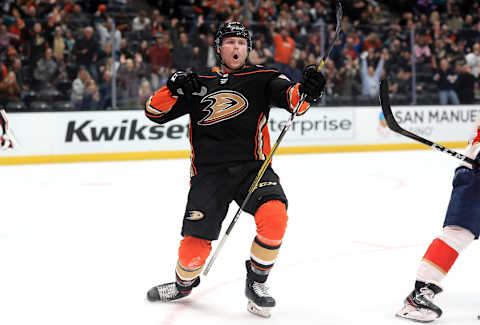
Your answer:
[203,0,343,276]
[379,79,478,169]
[319,0,343,70]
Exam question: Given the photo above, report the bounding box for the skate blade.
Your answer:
[395,305,437,323]
[247,300,272,318]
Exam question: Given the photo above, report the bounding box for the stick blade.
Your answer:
[379,79,403,133]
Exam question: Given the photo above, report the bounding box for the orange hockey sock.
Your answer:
[176,236,211,282]
[422,238,459,274]
[250,201,287,275]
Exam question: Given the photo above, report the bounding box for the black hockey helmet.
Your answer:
[214,22,252,52]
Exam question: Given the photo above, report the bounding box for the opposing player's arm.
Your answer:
[0,109,15,150]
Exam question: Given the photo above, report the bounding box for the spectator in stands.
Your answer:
[151,9,164,36]
[433,58,460,105]
[248,38,273,66]
[64,29,75,58]
[117,58,140,108]
[97,43,114,77]
[132,10,151,33]
[456,64,476,104]
[33,48,58,90]
[0,71,21,107]
[138,78,152,106]
[172,32,194,71]
[342,34,362,61]
[28,22,47,63]
[96,21,122,53]
[138,40,150,64]
[205,33,217,69]
[5,47,17,70]
[11,58,27,91]
[458,15,477,49]
[8,7,26,45]
[390,66,418,98]
[360,50,385,97]
[337,58,361,97]
[81,79,100,110]
[309,2,326,25]
[93,4,109,24]
[295,50,308,71]
[465,42,480,78]
[118,38,133,59]
[67,4,91,32]
[323,59,339,97]
[0,24,19,56]
[51,26,66,62]
[22,6,38,33]
[414,33,432,65]
[73,26,99,81]
[271,26,296,72]
[189,16,209,72]
[134,52,149,81]
[115,11,131,33]
[447,6,464,32]
[99,70,112,109]
[363,32,382,52]
[148,34,172,90]
[71,67,90,108]
[283,57,302,83]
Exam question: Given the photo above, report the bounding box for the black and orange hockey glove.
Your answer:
[167,71,202,99]
[300,64,326,104]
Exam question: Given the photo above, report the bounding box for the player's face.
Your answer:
[219,36,248,71]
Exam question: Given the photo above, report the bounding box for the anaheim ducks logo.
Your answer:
[198,90,249,125]
[186,210,204,221]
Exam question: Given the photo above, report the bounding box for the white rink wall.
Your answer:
[1,105,478,165]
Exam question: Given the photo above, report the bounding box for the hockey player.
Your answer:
[144,22,325,317]
[0,109,14,150]
[397,114,480,322]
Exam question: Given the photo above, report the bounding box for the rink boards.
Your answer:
[0,105,478,165]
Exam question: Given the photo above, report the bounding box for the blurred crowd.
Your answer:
[0,0,480,111]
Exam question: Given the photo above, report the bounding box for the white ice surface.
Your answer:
[1,150,479,325]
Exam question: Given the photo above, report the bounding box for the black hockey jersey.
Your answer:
[145,65,308,174]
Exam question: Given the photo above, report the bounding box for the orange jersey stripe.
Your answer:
[255,114,266,160]
[286,83,309,114]
[233,69,278,76]
[261,119,271,159]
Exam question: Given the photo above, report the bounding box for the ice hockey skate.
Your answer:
[396,281,443,322]
[146,277,200,302]
[246,279,276,317]
[245,261,276,318]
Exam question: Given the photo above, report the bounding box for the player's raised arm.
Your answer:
[267,64,326,116]
[144,71,204,124]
